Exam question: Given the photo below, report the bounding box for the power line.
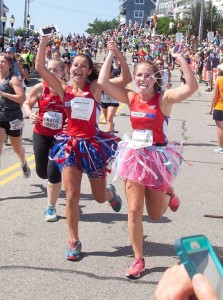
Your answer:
[32,0,116,18]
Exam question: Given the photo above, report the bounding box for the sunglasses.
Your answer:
[156,63,163,65]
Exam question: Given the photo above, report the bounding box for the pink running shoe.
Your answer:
[167,186,180,212]
[126,257,145,278]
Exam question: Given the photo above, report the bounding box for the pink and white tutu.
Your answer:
[113,133,183,191]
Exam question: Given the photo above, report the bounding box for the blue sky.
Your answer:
[4,0,120,36]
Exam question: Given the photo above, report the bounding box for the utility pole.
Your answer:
[23,0,27,28]
[198,0,204,42]
[23,0,33,29]
[0,0,4,34]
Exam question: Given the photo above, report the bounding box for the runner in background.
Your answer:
[23,59,67,222]
[0,53,31,178]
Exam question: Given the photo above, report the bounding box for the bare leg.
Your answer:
[145,189,170,220]
[0,128,6,156]
[9,136,26,164]
[47,181,62,206]
[63,166,82,241]
[90,176,113,203]
[125,180,145,258]
[215,120,223,148]
[106,106,118,132]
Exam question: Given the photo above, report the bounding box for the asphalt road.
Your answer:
[0,54,223,300]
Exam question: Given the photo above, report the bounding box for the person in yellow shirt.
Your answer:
[209,64,223,153]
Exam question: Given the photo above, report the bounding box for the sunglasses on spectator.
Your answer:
[156,62,163,65]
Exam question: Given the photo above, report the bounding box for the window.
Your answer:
[135,0,144,4]
[134,10,144,18]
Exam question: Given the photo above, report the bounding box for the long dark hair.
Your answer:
[73,53,99,82]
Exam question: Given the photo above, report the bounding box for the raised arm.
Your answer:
[162,51,198,106]
[35,31,64,99]
[97,45,133,105]
[109,41,132,86]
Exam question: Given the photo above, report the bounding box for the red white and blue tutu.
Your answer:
[113,133,183,191]
[50,130,120,178]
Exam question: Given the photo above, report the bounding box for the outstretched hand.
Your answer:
[154,264,217,300]
[107,40,119,56]
[171,49,185,60]
[39,28,55,42]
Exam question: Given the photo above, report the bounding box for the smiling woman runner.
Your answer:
[23,58,67,222]
[36,31,132,261]
[98,46,198,278]
[0,53,30,177]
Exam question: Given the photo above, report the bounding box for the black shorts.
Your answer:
[101,102,119,109]
[0,120,23,137]
[213,109,223,121]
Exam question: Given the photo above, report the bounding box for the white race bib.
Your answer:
[43,111,63,130]
[9,119,24,130]
[129,130,153,149]
[70,97,94,121]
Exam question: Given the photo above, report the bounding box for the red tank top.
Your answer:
[34,82,67,136]
[63,84,97,138]
[130,93,169,144]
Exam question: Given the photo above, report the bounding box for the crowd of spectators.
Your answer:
[2,19,223,92]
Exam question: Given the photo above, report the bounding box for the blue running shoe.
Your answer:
[107,184,122,212]
[66,240,82,260]
[44,206,57,222]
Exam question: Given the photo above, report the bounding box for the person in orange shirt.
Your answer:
[54,36,60,51]
[209,64,223,154]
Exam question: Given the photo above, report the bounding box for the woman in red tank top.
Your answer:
[36,31,132,262]
[98,43,198,278]
[23,59,67,222]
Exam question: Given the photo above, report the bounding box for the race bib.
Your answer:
[70,97,94,121]
[9,119,24,130]
[129,130,153,149]
[43,111,63,130]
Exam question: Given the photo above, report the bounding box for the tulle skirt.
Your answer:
[113,134,183,191]
[50,130,120,178]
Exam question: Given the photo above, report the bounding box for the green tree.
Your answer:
[86,18,119,35]
[5,27,33,37]
[191,0,223,39]
[157,17,187,35]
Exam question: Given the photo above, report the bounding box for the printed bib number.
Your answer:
[129,130,153,149]
[9,119,24,130]
[70,97,94,121]
[43,111,63,130]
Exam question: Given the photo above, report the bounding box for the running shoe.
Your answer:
[44,206,57,222]
[214,147,223,154]
[167,186,180,212]
[126,257,145,278]
[21,161,31,178]
[66,240,82,260]
[107,184,122,212]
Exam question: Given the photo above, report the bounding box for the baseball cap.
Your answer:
[217,64,223,71]
[6,47,15,53]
